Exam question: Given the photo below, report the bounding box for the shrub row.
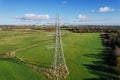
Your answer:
[101,31,120,74]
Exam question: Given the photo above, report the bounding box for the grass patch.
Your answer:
[0,58,46,80]
[0,30,104,80]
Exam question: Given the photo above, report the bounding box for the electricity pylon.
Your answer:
[52,14,69,80]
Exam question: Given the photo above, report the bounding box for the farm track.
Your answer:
[15,39,53,52]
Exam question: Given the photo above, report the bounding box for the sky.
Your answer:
[0,0,120,25]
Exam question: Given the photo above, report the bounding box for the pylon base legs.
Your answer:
[44,66,69,80]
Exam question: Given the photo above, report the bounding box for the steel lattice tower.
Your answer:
[52,14,69,80]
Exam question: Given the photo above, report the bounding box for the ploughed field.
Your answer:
[0,29,104,80]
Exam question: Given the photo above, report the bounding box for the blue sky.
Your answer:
[0,0,120,25]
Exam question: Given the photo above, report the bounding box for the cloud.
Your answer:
[99,6,114,12]
[78,14,87,21]
[15,13,50,21]
[61,1,67,4]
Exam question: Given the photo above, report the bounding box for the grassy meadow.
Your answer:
[0,29,104,80]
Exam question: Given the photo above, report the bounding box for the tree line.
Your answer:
[0,25,120,32]
[101,31,120,74]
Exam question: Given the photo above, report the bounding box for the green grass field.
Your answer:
[0,59,46,80]
[0,29,104,80]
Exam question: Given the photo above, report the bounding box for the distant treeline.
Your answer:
[0,25,120,32]
[0,25,55,31]
[64,25,120,33]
